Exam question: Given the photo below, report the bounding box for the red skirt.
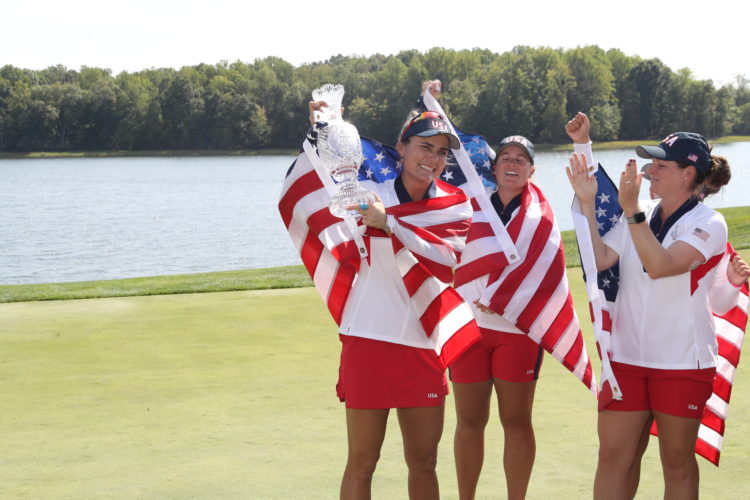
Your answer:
[336,334,448,409]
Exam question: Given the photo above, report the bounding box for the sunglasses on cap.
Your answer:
[399,111,461,149]
[400,111,445,138]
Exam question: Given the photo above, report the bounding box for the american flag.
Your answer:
[693,227,710,242]
[423,92,597,395]
[651,243,748,466]
[571,166,623,406]
[278,123,481,368]
[573,165,748,466]
[694,244,749,464]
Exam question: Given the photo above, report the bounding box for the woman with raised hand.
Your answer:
[566,112,734,499]
[303,99,477,500]
[567,112,749,499]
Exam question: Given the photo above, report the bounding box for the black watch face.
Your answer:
[627,212,646,223]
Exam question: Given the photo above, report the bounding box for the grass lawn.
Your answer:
[0,267,312,303]
[2,261,749,499]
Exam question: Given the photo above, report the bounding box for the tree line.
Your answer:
[1,46,749,152]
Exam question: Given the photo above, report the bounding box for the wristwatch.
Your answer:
[626,212,646,224]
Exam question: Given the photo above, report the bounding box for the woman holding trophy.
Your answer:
[303,91,478,500]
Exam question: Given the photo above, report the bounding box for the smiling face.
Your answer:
[396,134,450,195]
[494,144,535,197]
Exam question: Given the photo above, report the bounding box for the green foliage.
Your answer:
[565,47,616,116]
[735,102,750,134]
[588,102,621,141]
[0,48,748,152]
[620,59,675,139]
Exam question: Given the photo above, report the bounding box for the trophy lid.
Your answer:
[312,84,344,122]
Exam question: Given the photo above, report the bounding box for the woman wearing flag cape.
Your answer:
[420,78,594,500]
[413,81,595,500]
[448,133,546,500]
[293,99,480,500]
[566,113,741,499]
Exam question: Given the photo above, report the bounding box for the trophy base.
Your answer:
[329,188,376,218]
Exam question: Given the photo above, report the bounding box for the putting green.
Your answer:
[1,276,748,498]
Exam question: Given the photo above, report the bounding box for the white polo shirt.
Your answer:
[602,199,727,369]
[339,178,457,349]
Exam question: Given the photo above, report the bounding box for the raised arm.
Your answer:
[617,160,708,278]
[421,79,442,98]
[567,152,620,271]
[565,111,591,145]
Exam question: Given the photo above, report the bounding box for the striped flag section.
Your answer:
[571,166,624,406]
[383,189,482,365]
[654,244,748,466]
[422,91,597,395]
[454,183,597,394]
[278,132,481,368]
[278,145,361,326]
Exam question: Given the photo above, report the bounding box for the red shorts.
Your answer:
[336,335,448,409]
[449,328,544,383]
[599,361,716,419]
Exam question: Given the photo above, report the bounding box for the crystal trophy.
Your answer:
[312,84,375,218]
[311,83,344,122]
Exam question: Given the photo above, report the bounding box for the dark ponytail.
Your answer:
[678,143,731,199]
[701,154,731,197]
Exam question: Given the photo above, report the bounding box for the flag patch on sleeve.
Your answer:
[693,227,710,241]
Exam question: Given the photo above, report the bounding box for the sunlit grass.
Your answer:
[1,273,748,499]
[0,266,311,303]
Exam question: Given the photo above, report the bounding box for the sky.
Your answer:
[4,0,747,87]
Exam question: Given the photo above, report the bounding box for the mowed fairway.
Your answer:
[2,269,749,499]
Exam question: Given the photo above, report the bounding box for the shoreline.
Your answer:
[2,206,748,304]
[2,136,749,159]
[0,148,299,159]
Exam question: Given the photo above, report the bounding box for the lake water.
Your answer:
[2,142,748,285]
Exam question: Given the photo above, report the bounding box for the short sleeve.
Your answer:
[677,211,727,261]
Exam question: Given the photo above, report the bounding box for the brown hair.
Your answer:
[677,144,731,199]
